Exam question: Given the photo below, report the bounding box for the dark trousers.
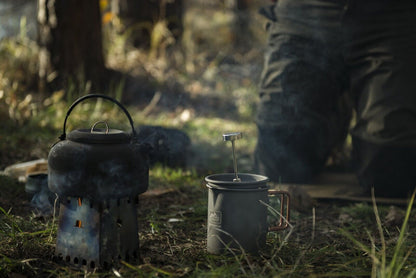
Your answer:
[255,0,416,197]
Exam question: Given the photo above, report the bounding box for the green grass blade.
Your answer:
[389,191,415,278]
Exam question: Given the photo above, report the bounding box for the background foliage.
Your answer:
[0,1,415,277]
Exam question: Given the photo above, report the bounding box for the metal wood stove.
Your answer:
[48,94,149,268]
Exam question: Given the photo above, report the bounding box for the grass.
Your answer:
[340,191,416,278]
[1,170,416,277]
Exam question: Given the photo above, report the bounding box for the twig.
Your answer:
[142,91,162,116]
[48,193,59,243]
[312,206,316,241]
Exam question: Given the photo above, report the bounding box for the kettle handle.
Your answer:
[59,94,136,140]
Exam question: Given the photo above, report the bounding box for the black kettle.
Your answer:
[48,94,149,201]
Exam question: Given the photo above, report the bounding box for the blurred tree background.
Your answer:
[37,0,105,92]
[35,0,262,93]
[0,0,270,170]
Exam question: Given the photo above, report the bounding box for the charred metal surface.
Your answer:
[56,197,100,267]
[99,197,139,265]
[55,196,139,269]
[48,140,149,200]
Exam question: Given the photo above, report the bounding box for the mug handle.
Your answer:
[268,190,290,231]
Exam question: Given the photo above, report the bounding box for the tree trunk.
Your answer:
[112,0,183,48]
[38,0,106,93]
[225,0,250,47]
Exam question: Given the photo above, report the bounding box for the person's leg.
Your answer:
[255,0,351,183]
[345,1,416,197]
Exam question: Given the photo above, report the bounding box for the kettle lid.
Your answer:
[67,128,131,144]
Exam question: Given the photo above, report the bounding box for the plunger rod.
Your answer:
[231,140,240,182]
[223,132,242,182]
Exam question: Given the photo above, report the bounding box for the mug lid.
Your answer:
[205,173,269,190]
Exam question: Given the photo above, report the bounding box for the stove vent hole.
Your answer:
[103,261,109,269]
[75,220,82,228]
[56,254,63,261]
[90,261,95,268]
[74,257,79,264]
[65,255,71,262]
[82,259,87,266]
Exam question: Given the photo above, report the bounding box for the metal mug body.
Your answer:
[205,173,290,254]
